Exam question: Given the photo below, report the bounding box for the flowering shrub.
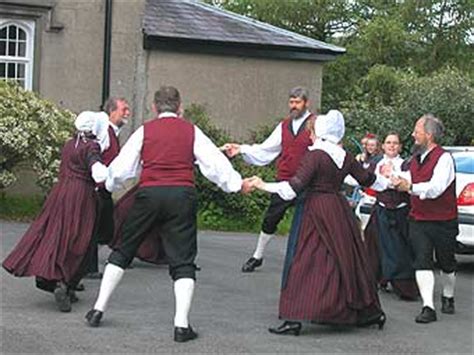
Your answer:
[0,81,75,191]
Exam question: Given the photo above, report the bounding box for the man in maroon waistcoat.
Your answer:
[392,114,458,324]
[85,97,131,279]
[223,87,315,272]
[85,86,251,342]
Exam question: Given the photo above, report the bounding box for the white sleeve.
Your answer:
[262,181,297,201]
[91,162,108,183]
[105,126,144,192]
[370,174,391,192]
[411,153,456,199]
[239,123,282,166]
[194,127,243,193]
[344,175,359,187]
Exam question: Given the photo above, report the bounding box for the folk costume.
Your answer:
[259,111,386,334]
[363,155,418,300]
[2,112,109,312]
[85,110,243,342]
[240,110,314,272]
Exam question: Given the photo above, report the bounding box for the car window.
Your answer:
[454,155,474,174]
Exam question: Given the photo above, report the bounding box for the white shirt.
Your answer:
[397,147,455,200]
[108,121,120,137]
[105,112,243,193]
[239,111,312,166]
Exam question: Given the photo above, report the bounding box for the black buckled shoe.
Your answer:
[54,283,72,312]
[441,296,455,314]
[241,257,263,273]
[174,326,198,343]
[85,309,103,327]
[268,321,302,336]
[69,290,79,304]
[74,283,85,292]
[357,312,386,330]
[415,306,437,323]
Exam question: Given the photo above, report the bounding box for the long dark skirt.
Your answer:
[2,178,97,285]
[364,205,418,300]
[109,186,166,265]
[279,192,381,325]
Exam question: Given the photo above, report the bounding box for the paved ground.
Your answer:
[1,220,473,354]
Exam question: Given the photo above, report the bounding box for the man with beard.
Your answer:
[391,114,458,324]
[222,87,315,273]
[85,97,131,279]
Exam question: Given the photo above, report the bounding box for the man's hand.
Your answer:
[241,178,255,194]
[220,143,241,158]
[391,176,411,192]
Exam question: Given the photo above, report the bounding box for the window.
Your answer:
[0,19,35,90]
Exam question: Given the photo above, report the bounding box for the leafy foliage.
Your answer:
[0,81,75,191]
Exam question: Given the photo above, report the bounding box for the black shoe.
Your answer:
[415,306,437,323]
[54,283,72,312]
[268,321,302,336]
[84,272,103,280]
[441,296,455,314]
[85,309,103,327]
[357,312,386,330]
[174,326,198,343]
[69,290,79,304]
[74,283,85,292]
[241,257,263,273]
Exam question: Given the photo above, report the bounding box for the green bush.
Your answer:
[185,105,293,234]
[0,81,75,191]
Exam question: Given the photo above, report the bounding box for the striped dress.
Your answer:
[280,150,382,325]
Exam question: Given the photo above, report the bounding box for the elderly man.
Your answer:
[392,114,458,324]
[85,97,131,279]
[223,87,315,273]
[85,86,252,342]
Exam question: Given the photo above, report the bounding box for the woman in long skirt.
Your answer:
[363,132,418,300]
[2,112,110,312]
[109,185,167,265]
[251,110,387,335]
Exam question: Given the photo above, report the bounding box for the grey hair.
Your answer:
[154,86,181,114]
[102,97,128,114]
[422,113,444,142]
[289,86,309,101]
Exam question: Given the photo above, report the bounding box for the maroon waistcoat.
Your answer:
[139,116,195,188]
[409,145,457,221]
[276,114,314,181]
[102,125,120,166]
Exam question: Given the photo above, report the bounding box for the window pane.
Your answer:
[0,63,5,77]
[19,28,26,40]
[8,25,17,40]
[0,27,6,40]
[0,40,5,56]
[8,41,16,56]
[18,42,26,57]
[17,63,25,78]
[7,62,15,78]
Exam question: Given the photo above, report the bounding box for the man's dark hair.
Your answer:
[289,86,309,101]
[102,97,127,115]
[154,86,181,114]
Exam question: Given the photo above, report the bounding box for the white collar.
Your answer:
[158,112,178,119]
[308,138,346,169]
[108,121,120,136]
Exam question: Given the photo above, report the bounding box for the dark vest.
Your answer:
[276,114,314,181]
[409,145,457,221]
[139,116,195,188]
[102,125,120,166]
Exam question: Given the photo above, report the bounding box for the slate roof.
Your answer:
[143,0,345,59]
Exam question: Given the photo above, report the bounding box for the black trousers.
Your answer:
[108,186,198,281]
[261,193,296,235]
[87,189,114,273]
[409,219,458,273]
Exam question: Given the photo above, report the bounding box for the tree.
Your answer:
[0,81,75,191]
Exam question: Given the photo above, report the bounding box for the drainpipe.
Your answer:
[102,0,113,105]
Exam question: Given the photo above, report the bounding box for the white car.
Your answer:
[356,146,474,254]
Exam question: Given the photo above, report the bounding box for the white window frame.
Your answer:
[0,19,35,90]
